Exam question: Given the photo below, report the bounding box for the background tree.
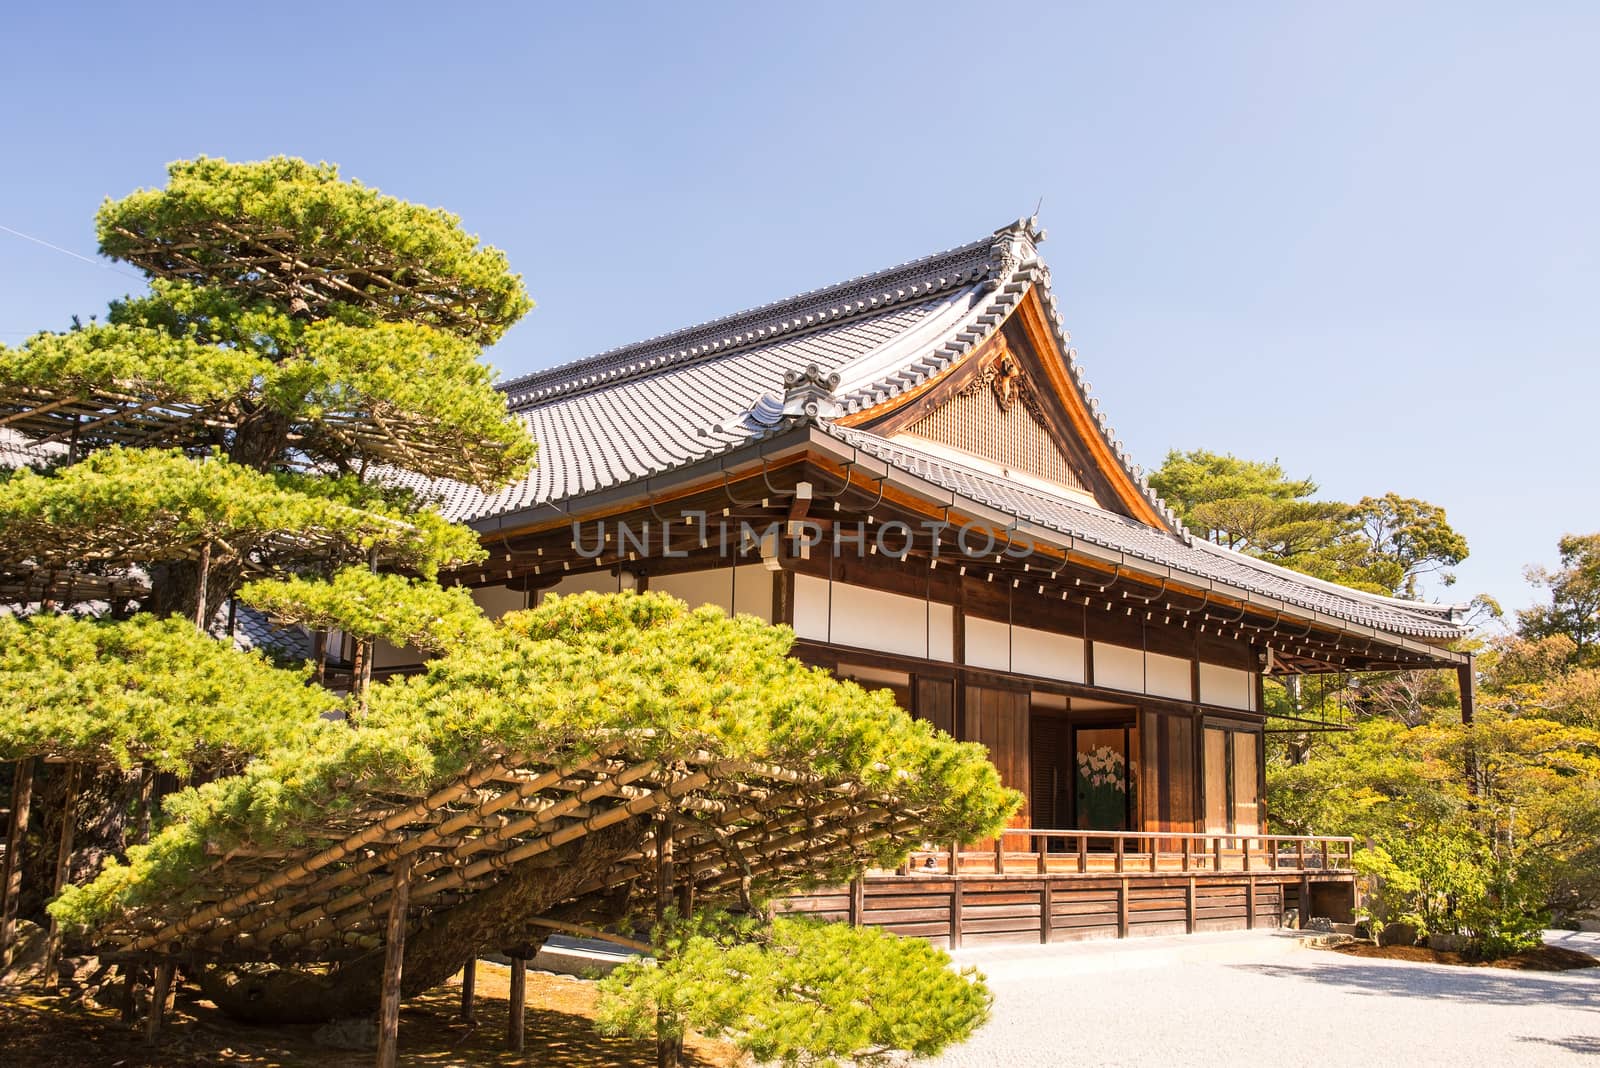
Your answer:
[1519,533,1600,667]
[1149,449,1468,597]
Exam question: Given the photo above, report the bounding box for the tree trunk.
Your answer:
[148,557,242,631]
[197,818,648,1024]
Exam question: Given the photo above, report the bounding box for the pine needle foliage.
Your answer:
[239,568,493,654]
[0,613,342,774]
[50,592,1020,933]
[97,156,532,344]
[595,911,991,1067]
[0,446,484,578]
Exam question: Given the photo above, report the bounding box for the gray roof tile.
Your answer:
[397,219,1465,644]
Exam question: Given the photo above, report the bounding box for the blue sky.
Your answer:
[2,3,1594,622]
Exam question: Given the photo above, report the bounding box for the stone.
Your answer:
[1377,921,1420,947]
[312,1015,379,1051]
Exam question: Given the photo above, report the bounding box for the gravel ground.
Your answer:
[925,930,1600,1067]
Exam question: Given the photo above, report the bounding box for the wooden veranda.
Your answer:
[781,828,1357,948]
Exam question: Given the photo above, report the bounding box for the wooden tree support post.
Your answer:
[44,762,82,986]
[1246,878,1257,930]
[507,955,526,1053]
[1039,881,1053,944]
[0,757,36,972]
[376,857,412,1068]
[655,817,682,1068]
[849,877,864,927]
[459,957,475,1023]
[1117,877,1130,939]
[948,880,964,950]
[1185,876,1196,934]
[145,960,174,1044]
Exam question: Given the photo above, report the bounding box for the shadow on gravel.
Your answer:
[1232,960,1600,1012]
[1516,1034,1600,1055]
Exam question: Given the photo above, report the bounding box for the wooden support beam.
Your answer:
[0,757,36,972]
[459,957,475,1023]
[1458,661,1476,725]
[949,881,963,950]
[849,877,864,927]
[144,959,174,1044]
[1299,876,1312,929]
[1246,878,1256,930]
[44,762,81,986]
[376,858,412,1068]
[1185,876,1196,933]
[1040,881,1053,944]
[507,955,526,1052]
[1117,877,1130,938]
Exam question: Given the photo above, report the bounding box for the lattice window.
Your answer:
[903,386,1088,492]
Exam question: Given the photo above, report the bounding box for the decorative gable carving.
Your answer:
[902,342,1089,494]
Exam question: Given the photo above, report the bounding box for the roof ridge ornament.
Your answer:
[781,364,843,423]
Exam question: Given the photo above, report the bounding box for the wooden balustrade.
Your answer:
[899,829,1356,878]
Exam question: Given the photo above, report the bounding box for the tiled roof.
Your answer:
[401,219,1466,643]
[824,424,1464,640]
[0,427,63,470]
[229,605,315,661]
[412,219,1178,530]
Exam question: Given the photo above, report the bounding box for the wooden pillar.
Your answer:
[119,965,140,1023]
[507,955,526,1052]
[459,957,475,1023]
[849,877,864,927]
[1457,661,1476,725]
[1040,881,1053,944]
[1246,878,1256,930]
[948,881,963,950]
[44,762,82,986]
[144,959,174,1044]
[376,858,412,1068]
[1299,876,1312,929]
[0,757,36,972]
[655,818,682,1068]
[1185,876,1196,933]
[1117,877,1129,938]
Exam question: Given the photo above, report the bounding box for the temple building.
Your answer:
[391,218,1472,941]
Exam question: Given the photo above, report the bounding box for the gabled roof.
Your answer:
[414,220,1179,531]
[399,219,1469,645]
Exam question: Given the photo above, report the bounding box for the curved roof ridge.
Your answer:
[499,222,1037,409]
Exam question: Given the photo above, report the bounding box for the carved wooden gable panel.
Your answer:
[901,346,1090,494]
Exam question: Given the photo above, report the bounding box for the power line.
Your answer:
[0,223,145,282]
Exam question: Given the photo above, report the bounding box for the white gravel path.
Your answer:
[924,930,1600,1067]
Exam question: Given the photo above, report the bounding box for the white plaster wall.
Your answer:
[645,565,771,622]
[964,615,1012,673]
[1010,624,1087,684]
[536,570,624,604]
[1093,642,1146,692]
[1146,651,1193,701]
[650,569,734,613]
[793,573,830,642]
[371,638,422,669]
[731,564,772,623]
[470,583,527,620]
[1200,663,1256,711]
[790,574,951,661]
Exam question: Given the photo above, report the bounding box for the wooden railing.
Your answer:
[898,829,1356,877]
